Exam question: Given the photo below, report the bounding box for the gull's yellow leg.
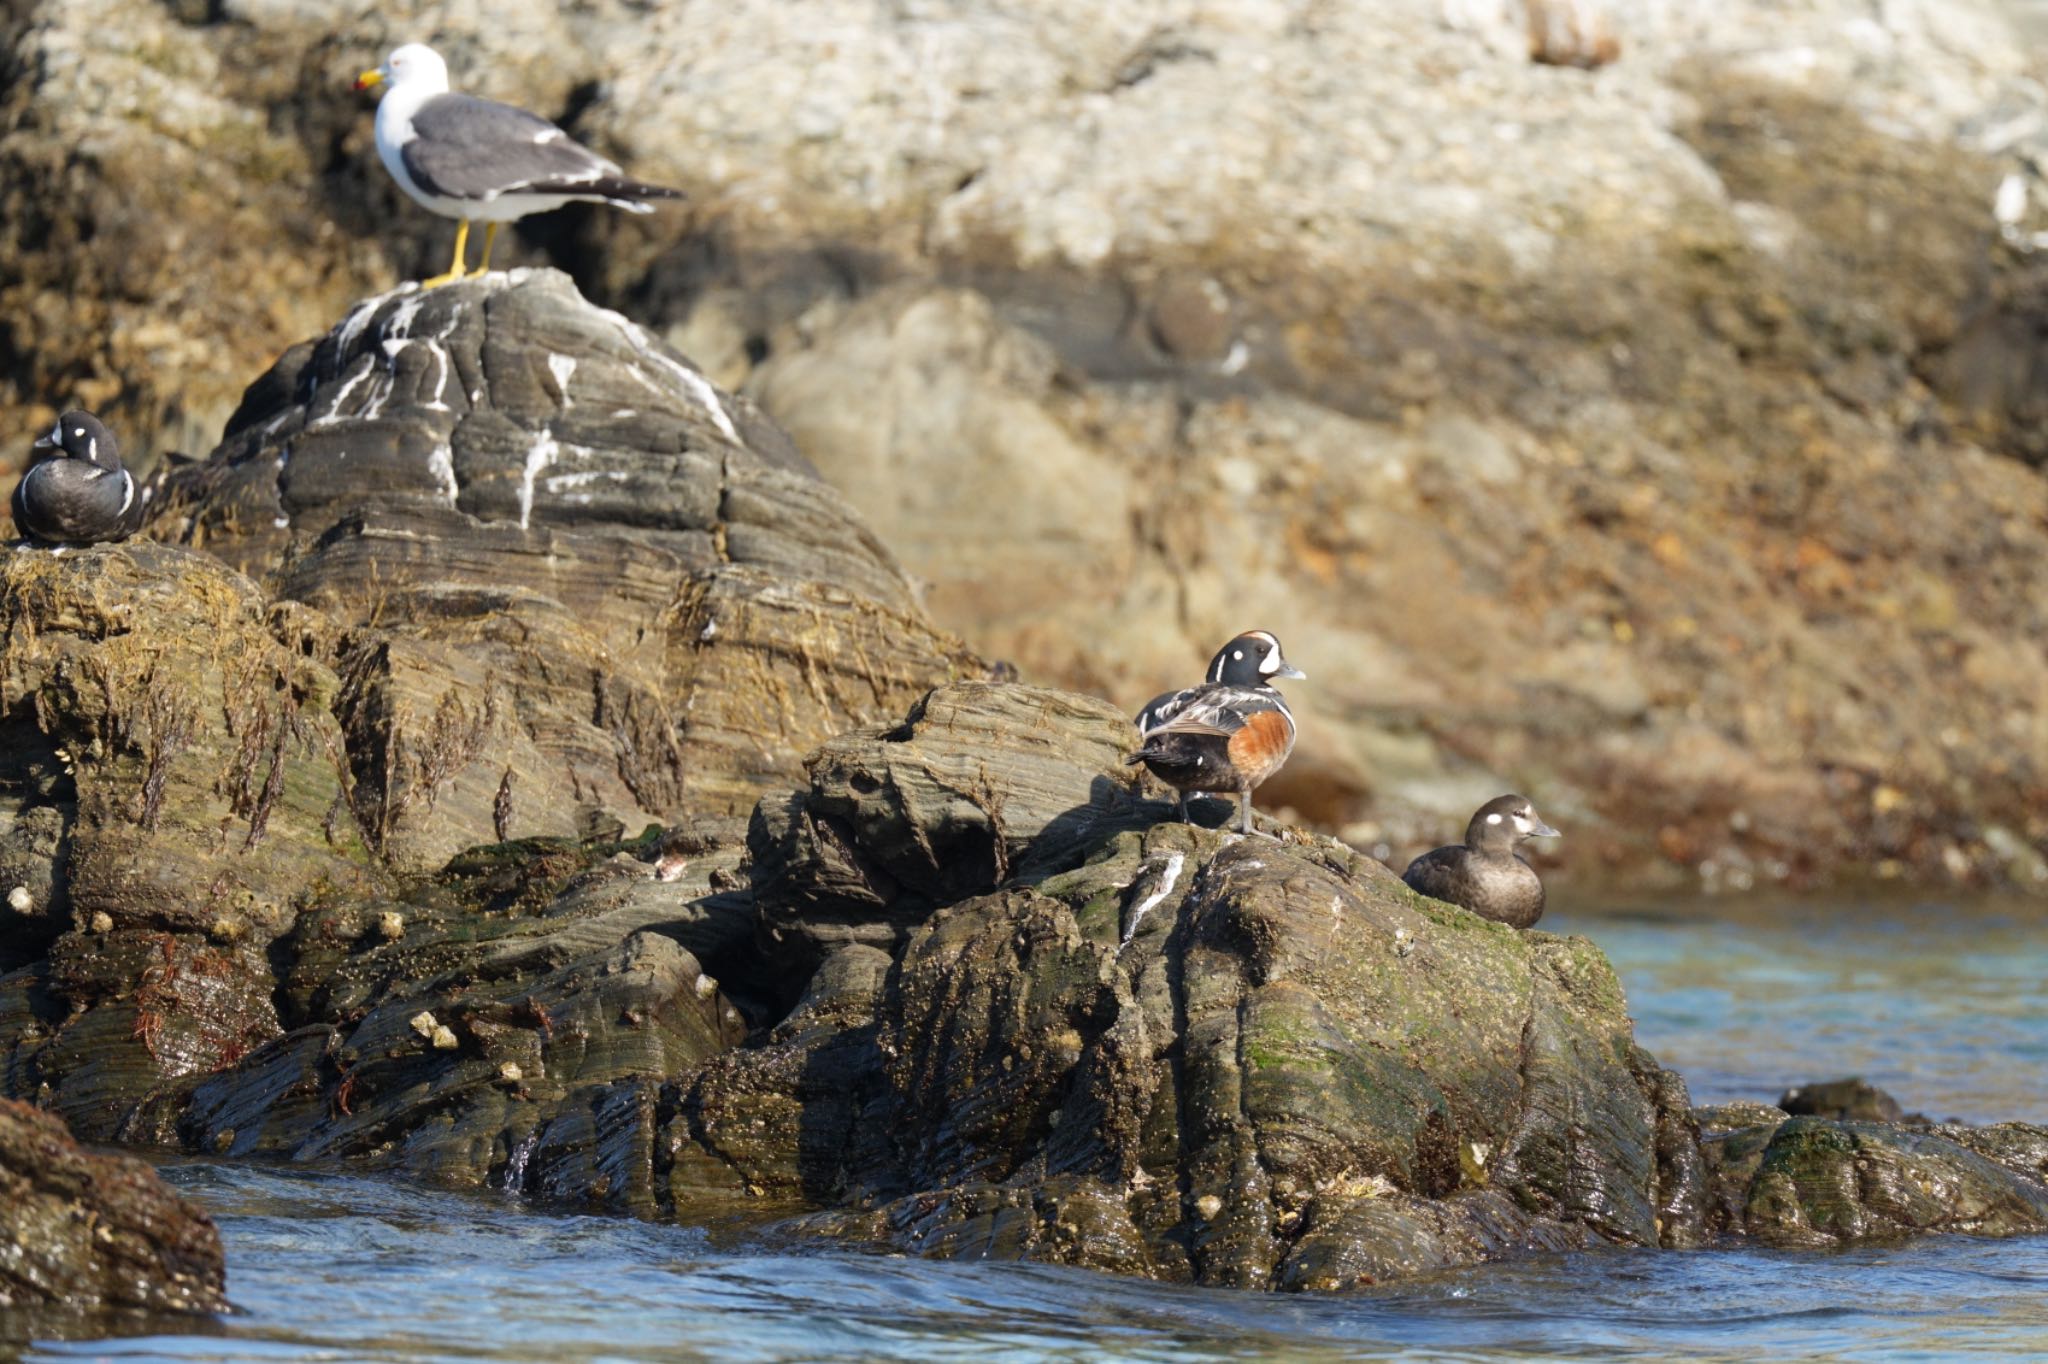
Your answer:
[422,220,471,288]
[478,222,500,274]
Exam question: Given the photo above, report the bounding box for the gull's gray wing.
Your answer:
[403,93,624,201]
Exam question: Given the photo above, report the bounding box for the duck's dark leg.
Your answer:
[1237,789,1253,835]
[1178,792,1193,824]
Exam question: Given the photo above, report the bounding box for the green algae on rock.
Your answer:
[0,542,379,1142]
[4,264,2046,1293]
[1743,1117,2048,1248]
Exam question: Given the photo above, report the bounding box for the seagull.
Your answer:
[354,44,684,288]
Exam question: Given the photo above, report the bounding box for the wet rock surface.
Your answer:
[0,1098,227,1312]
[1742,1118,2048,1247]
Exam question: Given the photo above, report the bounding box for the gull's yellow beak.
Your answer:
[353,68,386,92]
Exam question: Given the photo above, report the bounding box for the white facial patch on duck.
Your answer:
[1486,813,1503,825]
[1513,812,1534,834]
[1258,642,1285,675]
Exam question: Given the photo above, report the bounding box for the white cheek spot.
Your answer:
[1486,813,1503,825]
[72,427,85,438]
[1232,649,1244,660]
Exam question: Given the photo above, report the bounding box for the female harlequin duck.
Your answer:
[1128,630,1305,835]
[1402,794,1560,928]
[11,411,148,546]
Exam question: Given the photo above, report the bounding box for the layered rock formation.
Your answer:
[6,0,2048,889]
[4,257,2046,1297]
[1,269,974,1155]
[151,268,979,870]
[0,542,377,1140]
[0,1098,227,1312]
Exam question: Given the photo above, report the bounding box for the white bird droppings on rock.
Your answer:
[517,429,560,530]
[548,353,577,403]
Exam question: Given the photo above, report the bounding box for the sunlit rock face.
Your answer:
[152,268,979,871]
[5,0,2048,885]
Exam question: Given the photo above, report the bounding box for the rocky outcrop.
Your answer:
[0,541,2040,1284]
[1742,1118,2048,1247]
[750,681,1151,973]
[0,1098,227,1312]
[8,0,2048,888]
[180,827,751,1183]
[703,797,1708,1287]
[1778,1076,1921,1124]
[1,269,974,1152]
[0,542,377,1140]
[151,268,978,870]
[141,683,1710,1287]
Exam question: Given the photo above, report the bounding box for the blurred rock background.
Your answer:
[3,0,2046,891]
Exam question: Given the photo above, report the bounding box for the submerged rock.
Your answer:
[0,1099,226,1312]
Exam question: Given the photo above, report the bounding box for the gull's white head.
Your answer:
[355,43,450,96]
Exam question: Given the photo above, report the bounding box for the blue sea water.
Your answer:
[8,895,2047,1362]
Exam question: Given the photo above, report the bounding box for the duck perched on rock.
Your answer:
[1402,794,1560,928]
[1129,630,1304,835]
[11,411,149,546]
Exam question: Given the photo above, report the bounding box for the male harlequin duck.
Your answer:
[1402,794,1560,929]
[11,411,148,546]
[1128,630,1305,835]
